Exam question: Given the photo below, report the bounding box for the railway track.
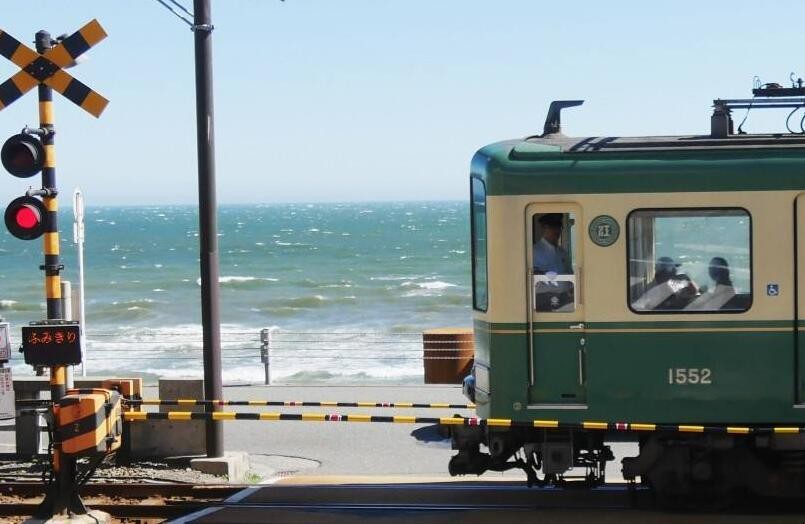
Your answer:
[2,481,804,522]
[0,481,243,521]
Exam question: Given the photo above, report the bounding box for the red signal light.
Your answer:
[1,134,44,178]
[4,196,46,240]
[14,205,39,229]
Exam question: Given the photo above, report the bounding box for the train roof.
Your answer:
[473,134,805,196]
[524,133,805,153]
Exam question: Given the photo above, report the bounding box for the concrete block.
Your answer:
[191,451,250,483]
[158,378,205,413]
[129,419,206,457]
[129,378,205,457]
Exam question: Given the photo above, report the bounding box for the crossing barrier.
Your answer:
[121,410,805,436]
[122,399,476,409]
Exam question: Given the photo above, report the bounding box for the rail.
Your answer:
[30,328,474,385]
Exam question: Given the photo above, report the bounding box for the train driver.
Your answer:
[533,213,572,275]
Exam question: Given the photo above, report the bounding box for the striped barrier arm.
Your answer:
[121,411,805,436]
[122,399,477,409]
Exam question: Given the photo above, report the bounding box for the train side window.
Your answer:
[533,212,576,312]
[471,178,488,311]
[627,209,751,314]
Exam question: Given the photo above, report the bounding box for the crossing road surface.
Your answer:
[173,480,805,523]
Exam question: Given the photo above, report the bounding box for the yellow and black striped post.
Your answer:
[39,68,61,321]
[32,27,87,522]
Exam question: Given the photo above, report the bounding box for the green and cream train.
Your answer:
[451,97,805,499]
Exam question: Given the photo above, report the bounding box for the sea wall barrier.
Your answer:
[74,328,474,385]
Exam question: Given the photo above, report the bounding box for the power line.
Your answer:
[152,0,193,27]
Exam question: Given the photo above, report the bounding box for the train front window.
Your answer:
[532,212,576,313]
[471,178,488,311]
[628,209,752,313]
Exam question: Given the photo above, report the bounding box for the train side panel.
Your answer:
[476,186,800,424]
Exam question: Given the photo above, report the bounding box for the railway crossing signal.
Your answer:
[0,19,108,520]
[1,133,44,177]
[0,19,108,117]
[2,133,47,240]
[4,195,45,240]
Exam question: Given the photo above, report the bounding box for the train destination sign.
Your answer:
[21,323,81,366]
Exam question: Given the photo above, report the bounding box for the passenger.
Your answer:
[685,257,736,311]
[533,213,572,275]
[632,257,697,310]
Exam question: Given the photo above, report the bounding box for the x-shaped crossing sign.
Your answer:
[0,19,108,117]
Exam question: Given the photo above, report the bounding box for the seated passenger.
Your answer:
[685,257,736,311]
[632,257,697,311]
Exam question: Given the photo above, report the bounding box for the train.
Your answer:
[450,85,805,502]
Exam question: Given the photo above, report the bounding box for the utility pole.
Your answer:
[193,0,224,457]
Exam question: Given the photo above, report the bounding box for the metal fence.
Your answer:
[76,329,471,384]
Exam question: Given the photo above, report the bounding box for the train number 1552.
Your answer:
[668,368,712,385]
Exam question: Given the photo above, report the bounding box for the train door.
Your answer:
[797,194,805,403]
[526,203,587,406]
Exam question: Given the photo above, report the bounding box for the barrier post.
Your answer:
[260,328,272,385]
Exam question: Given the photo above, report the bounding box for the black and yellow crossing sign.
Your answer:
[0,19,108,117]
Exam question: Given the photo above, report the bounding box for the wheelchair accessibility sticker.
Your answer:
[767,283,780,297]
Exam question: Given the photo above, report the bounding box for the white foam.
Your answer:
[195,276,279,286]
[68,326,427,386]
[418,281,456,290]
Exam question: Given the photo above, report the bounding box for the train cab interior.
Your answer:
[531,212,577,313]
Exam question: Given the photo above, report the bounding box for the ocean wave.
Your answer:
[401,281,457,290]
[90,301,156,322]
[399,281,460,298]
[296,278,356,290]
[274,369,423,385]
[279,295,327,308]
[0,299,39,312]
[370,275,424,282]
[418,281,456,290]
[195,276,279,287]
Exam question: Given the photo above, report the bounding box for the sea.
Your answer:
[0,201,472,385]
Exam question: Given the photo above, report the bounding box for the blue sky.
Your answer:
[0,1,802,205]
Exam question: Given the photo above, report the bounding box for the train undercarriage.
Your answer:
[446,424,805,502]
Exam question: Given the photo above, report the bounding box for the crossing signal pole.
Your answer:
[33,28,76,517]
[0,19,108,519]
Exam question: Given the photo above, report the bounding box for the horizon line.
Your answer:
[50,198,467,209]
